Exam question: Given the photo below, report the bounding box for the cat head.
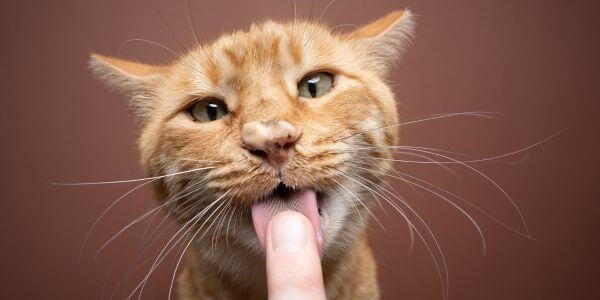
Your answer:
[90,10,415,258]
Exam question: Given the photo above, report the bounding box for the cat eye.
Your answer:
[297,72,334,99]
[188,98,228,122]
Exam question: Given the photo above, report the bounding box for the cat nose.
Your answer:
[241,120,300,167]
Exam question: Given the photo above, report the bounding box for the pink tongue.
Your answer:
[251,189,323,256]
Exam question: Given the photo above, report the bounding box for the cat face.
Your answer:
[91,11,414,257]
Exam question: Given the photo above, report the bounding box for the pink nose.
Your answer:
[241,120,300,166]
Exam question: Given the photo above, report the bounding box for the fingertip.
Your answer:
[265,211,326,300]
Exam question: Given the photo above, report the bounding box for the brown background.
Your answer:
[1,0,599,299]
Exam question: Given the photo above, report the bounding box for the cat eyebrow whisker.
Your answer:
[119,38,178,56]
[331,23,359,32]
[185,0,199,46]
[118,37,208,78]
[318,0,338,21]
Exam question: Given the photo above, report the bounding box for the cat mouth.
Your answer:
[250,183,325,256]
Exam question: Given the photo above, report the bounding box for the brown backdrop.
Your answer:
[1,0,599,299]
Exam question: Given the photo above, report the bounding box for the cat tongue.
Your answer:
[251,189,323,256]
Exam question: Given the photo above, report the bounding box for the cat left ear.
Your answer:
[89,53,166,118]
[345,10,416,76]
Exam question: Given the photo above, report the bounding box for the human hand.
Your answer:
[265,211,327,300]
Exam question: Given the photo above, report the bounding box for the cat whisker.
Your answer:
[53,165,217,186]
[168,193,233,300]
[111,185,210,300]
[212,200,232,252]
[292,0,297,21]
[152,0,218,81]
[318,0,338,21]
[117,36,207,81]
[120,195,206,299]
[401,146,531,236]
[77,178,158,265]
[66,166,216,268]
[110,196,201,299]
[95,179,207,259]
[186,0,199,46]
[224,204,238,249]
[330,176,386,232]
[136,182,211,255]
[118,38,178,56]
[391,166,534,240]
[308,0,316,20]
[331,23,359,33]
[375,150,462,178]
[377,177,417,254]
[129,190,230,300]
[351,162,488,254]
[349,129,567,165]
[333,111,501,142]
[339,166,449,300]
[152,0,187,53]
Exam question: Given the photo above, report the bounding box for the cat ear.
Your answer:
[89,53,166,118]
[345,10,416,76]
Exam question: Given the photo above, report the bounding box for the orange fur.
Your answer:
[90,10,415,299]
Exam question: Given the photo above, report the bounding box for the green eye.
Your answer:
[298,72,334,98]
[188,98,228,122]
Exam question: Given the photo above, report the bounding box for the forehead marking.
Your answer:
[202,51,220,86]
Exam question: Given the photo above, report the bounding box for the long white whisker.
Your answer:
[318,0,337,20]
[137,180,208,248]
[110,185,209,300]
[351,129,566,165]
[403,146,530,235]
[337,168,449,299]
[350,162,487,254]
[224,204,238,248]
[129,190,230,300]
[167,193,232,300]
[185,0,199,45]
[96,180,207,259]
[77,178,158,264]
[335,111,500,142]
[388,165,534,239]
[118,38,178,56]
[53,166,217,186]
[330,177,386,233]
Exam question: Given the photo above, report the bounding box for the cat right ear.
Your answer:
[89,53,166,118]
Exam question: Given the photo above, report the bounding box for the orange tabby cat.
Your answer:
[90,10,415,299]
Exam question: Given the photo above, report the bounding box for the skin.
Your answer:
[90,10,415,300]
[265,211,325,300]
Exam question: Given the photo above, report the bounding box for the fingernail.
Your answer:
[270,212,308,254]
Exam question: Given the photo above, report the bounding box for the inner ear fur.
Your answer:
[89,53,167,118]
[344,10,416,76]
